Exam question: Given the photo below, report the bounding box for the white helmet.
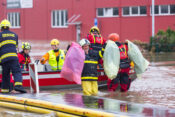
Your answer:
[79,39,90,47]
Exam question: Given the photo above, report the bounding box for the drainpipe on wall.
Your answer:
[152,0,155,37]
[76,22,81,42]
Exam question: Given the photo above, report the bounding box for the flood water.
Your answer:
[1,52,175,117]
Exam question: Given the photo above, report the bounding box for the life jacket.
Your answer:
[18,51,31,71]
[118,44,128,60]
[87,33,103,44]
[92,34,103,45]
[87,34,105,51]
[116,42,130,69]
[48,49,65,71]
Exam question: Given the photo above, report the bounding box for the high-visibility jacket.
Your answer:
[0,29,18,64]
[87,34,106,51]
[48,49,65,71]
[17,51,31,71]
[81,50,100,81]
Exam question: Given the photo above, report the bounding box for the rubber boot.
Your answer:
[14,85,27,93]
[1,89,10,94]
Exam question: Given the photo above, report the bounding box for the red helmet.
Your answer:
[108,33,119,42]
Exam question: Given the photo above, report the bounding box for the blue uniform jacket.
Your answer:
[0,29,18,64]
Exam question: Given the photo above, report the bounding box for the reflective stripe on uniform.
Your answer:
[81,77,98,80]
[92,34,103,44]
[1,89,9,92]
[0,40,16,47]
[93,34,96,44]
[102,48,104,51]
[15,82,22,86]
[0,53,17,61]
[99,51,103,58]
[84,61,98,64]
[123,45,128,57]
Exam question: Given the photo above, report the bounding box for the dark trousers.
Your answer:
[1,60,22,89]
[107,68,131,92]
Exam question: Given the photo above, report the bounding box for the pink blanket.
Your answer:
[60,42,85,84]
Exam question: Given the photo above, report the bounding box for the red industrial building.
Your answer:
[0,0,175,56]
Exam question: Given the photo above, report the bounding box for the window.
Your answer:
[151,5,175,15]
[52,10,68,27]
[154,5,159,14]
[97,8,103,16]
[104,8,113,16]
[97,7,119,17]
[132,7,138,15]
[123,7,130,15]
[113,7,119,16]
[122,6,147,16]
[161,5,168,14]
[140,6,147,14]
[7,12,20,28]
[170,5,175,14]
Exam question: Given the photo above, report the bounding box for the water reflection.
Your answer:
[62,93,175,117]
[2,91,175,117]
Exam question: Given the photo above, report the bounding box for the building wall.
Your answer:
[0,0,7,24]
[0,0,175,56]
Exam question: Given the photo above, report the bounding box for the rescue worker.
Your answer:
[0,19,26,93]
[40,39,65,71]
[18,42,31,71]
[79,39,101,96]
[99,33,131,92]
[87,26,106,51]
[87,26,105,68]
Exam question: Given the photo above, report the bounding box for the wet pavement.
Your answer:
[1,52,175,117]
[5,91,175,117]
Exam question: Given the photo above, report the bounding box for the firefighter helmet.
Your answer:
[79,39,90,47]
[108,33,119,42]
[89,26,100,34]
[50,39,59,45]
[22,42,31,50]
[0,19,11,29]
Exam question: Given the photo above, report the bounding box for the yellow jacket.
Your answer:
[40,49,65,70]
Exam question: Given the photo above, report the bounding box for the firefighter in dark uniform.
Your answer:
[0,19,26,93]
[87,26,106,67]
[87,26,106,51]
[99,33,131,92]
[79,39,101,96]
